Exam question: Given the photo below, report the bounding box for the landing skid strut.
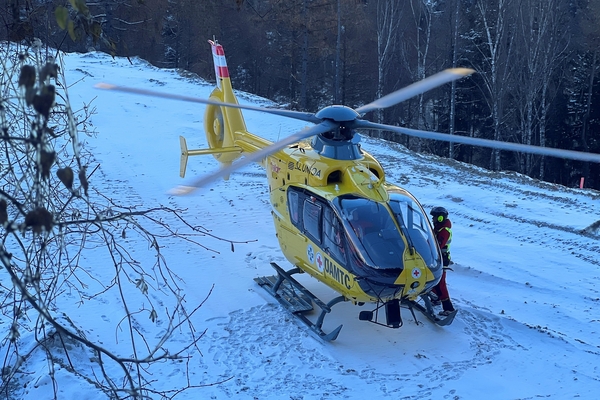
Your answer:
[406,295,458,326]
[358,294,457,328]
[254,262,344,341]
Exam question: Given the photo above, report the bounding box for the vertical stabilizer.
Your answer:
[210,40,228,91]
[208,40,240,108]
[204,39,248,164]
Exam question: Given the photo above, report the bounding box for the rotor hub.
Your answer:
[315,105,360,122]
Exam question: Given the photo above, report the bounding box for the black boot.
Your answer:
[439,299,455,316]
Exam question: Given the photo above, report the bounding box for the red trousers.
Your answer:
[432,270,450,301]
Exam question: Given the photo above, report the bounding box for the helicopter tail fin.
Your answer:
[175,39,273,182]
[200,40,248,166]
[210,40,229,92]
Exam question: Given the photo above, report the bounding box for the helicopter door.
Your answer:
[288,187,323,242]
[322,208,347,265]
[287,187,348,265]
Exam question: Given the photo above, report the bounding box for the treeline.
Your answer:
[2,0,600,189]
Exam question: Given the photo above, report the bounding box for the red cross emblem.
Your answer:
[316,253,324,272]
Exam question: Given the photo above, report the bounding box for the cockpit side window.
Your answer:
[288,187,350,261]
[323,208,347,264]
[303,199,322,243]
[288,190,300,224]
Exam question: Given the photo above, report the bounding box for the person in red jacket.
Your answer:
[430,206,456,316]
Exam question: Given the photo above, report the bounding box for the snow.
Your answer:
[3,47,600,399]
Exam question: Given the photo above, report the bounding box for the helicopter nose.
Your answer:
[394,263,428,300]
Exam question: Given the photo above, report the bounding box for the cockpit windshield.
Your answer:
[388,193,440,268]
[337,197,406,269]
[335,194,440,270]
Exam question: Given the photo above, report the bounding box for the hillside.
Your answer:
[2,49,600,399]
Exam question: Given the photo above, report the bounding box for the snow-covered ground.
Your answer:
[2,47,600,399]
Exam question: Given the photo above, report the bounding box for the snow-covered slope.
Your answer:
[3,48,600,399]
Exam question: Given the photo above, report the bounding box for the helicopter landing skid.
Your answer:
[405,296,458,327]
[254,262,344,341]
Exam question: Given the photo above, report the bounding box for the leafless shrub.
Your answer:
[0,40,232,399]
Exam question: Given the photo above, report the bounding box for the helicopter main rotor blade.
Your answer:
[354,120,600,163]
[355,68,474,116]
[169,120,338,195]
[95,83,321,124]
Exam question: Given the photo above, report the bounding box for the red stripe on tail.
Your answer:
[217,66,229,78]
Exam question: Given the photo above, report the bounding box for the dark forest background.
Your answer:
[2,0,600,189]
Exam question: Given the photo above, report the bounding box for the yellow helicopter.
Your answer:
[99,39,600,341]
